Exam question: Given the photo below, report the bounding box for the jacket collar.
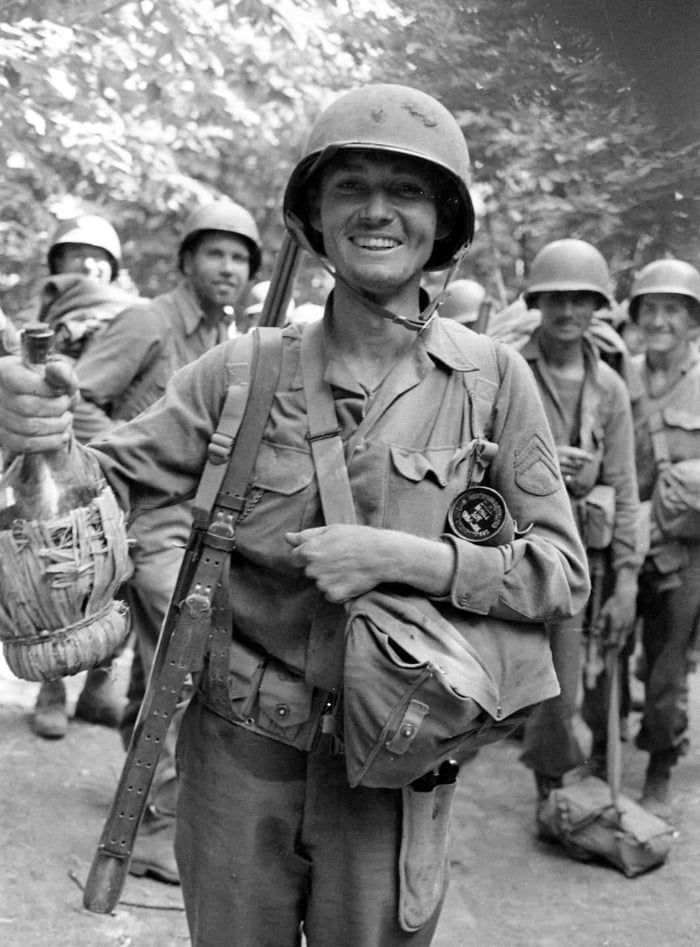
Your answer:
[520,327,602,381]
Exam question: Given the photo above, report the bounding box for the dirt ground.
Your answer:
[1,648,699,947]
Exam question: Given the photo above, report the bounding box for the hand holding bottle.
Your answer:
[0,351,78,456]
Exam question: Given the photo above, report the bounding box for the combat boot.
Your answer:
[129,811,180,885]
[639,749,675,820]
[32,679,68,739]
[74,666,124,728]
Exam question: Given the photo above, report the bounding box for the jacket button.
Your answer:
[458,595,470,607]
[275,703,290,718]
[401,723,415,738]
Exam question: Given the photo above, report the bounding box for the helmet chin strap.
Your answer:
[286,213,469,333]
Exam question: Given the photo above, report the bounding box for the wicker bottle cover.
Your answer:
[0,324,131,681]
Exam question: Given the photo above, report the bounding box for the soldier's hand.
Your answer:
[598,579,637,648]
[0,355,77,454]
[286,524,388,602]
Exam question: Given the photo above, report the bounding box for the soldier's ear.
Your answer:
[180,248,193,276]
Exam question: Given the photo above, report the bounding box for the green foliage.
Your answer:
[1,0,698,315]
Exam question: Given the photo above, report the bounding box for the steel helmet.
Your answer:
[523,239,613,309]
[628,259,700,322]
[439,278,486,324]
[178,199,261,278]
[283,83,475,271]
[48,214,121,280]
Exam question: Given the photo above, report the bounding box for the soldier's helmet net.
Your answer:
[628,259,700,323]
[48,214,122,281]
[283,84,475,271]
[523,239,613,310]
[178,200,262,279]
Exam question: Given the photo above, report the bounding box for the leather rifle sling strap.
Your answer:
[300,320,356,695]
[83,327,284,914]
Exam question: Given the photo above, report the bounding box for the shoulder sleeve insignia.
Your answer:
[514,433,561,496]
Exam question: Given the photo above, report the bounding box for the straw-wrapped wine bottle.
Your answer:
[0,324,131,681]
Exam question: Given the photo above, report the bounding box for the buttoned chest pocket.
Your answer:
[246,440,318,539]
[384,444,476,537]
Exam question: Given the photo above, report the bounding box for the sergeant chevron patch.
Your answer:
[514,434,561,495]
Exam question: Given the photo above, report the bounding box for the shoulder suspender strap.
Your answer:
[647,410,671,470]
[300,320,356,524]
[192,327,284,529]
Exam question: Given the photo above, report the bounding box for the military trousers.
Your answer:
[635,543,700,757]
[175,697,447,947]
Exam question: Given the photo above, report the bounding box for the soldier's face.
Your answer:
[182,232,251,314]
[637,293,693,355]
[310,150,441,302]
[52,243,113,283]
[537,291,598,344]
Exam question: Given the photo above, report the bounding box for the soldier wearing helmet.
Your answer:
[518,239,641,820]
[27,212,140,742]
[626,258,700,819]
[438,277,487,326]
[0,86,588,945]
[48,213,122,283]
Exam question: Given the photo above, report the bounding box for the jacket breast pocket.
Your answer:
[246,440,317,537]
[384,444,475,536]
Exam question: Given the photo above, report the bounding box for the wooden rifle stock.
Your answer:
[83,266,292,912]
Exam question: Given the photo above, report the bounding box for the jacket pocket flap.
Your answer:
[253,440,314,495]
[258,666,314,729]
[389,445,460,486]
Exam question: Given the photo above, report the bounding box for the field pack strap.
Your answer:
[83,327,284,915]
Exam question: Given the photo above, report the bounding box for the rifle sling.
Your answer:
[85,328,284,901]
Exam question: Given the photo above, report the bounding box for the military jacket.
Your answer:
[79,315,588,737]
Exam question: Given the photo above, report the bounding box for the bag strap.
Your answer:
[297,321,354,695]
[300,320,356,524]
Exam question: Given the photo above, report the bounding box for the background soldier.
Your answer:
[30,213,139,739]
[438,277,486,327]
[628,259,700,819]
[0,85,588,946]
[517,238,641,805]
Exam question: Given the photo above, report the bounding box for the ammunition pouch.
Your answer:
[573,483,615,551]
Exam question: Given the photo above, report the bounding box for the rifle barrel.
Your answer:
[258,234,301,328]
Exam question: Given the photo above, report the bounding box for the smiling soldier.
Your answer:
[0,86,588,946]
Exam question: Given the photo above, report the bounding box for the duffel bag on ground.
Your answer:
[537,775,675,878]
